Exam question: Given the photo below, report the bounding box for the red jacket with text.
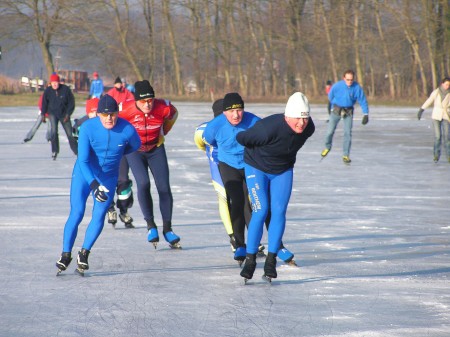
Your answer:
[119,99,178,152]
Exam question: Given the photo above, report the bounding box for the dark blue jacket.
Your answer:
[236,114,315,174]
[41,84,75,119]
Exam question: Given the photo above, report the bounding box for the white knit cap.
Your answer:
[284,92,310,118]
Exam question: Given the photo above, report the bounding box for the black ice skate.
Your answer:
[56,252,72,275]
[240,253,257,284]
[119,212,134,228]
[107,206,117,226]
[257,244,266,257]
[262,252,277,283]
[76,248,90,276]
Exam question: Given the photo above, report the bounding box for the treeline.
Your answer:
[1,0,449,99]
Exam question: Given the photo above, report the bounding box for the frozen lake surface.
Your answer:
[0,101,449,337]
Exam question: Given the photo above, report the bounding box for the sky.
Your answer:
[0,101,449,337]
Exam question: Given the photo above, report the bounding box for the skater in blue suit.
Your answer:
[237,92,315,281]
[55,95,141,275]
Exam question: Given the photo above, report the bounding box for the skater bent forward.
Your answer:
[236,92,315,282]
[55,95,140,275]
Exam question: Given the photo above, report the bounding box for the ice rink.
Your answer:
[0,101,449,337]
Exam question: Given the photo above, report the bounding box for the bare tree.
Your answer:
[0,0,71,78]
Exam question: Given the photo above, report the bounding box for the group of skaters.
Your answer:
[23,68,450,280]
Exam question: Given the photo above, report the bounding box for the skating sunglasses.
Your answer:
[98,112,118,118]
[139,98,153,104]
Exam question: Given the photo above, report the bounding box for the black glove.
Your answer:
[362,115,369,125]
[90,180,109,203]
[417,108,424,120]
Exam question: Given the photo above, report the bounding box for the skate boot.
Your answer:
[262,252,277,282]
[277,246,297,266]
[56,252,72,275]
[164,231,181,249]
[342,155,351,164]
[257,244,266,257]
[52,152,58,160]
[229,234,237,252]
[240,253,257,283]
[147,227,159,249]
[321,148,330,158]
[119,212,134,228]
[107,204,117,226]
[234,247,246,267]
[76,248,90,276]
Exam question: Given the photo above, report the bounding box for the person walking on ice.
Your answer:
[417,77,450,163]
[236,92,315,283]
[55,95,140,276]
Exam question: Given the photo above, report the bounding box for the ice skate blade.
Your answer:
[56,269,64,276]
[75,268,85,277]
[285,260,298,267]
[169,242,182,249]
[262,275,272,283]
[152,242,158,249]
[257,251,266,258]
[244,278,250,285]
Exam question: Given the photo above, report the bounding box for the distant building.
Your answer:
[57,70,89,92]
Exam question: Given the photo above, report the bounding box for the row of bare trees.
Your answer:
[1,0,449,99]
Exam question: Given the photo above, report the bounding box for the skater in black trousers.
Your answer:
[203,93,260,264]
[41,73,78,160]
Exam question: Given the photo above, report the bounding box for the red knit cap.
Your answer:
[50,74,60,82]
[85,98,99,114]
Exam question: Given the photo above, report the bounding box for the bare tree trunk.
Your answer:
[141,0,155,81]
[374,1,396,98]
[162,0,184,95]
[422,0,437,88]
[110,0,143,80]
[318,1,338,82]
[353,1,364,87]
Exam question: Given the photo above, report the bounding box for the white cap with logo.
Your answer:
[285,92,310,118]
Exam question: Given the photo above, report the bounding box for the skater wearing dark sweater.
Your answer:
[236,92,315,282]
[41,73,78,160]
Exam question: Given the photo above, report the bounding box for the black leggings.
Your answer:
[218,162,251,248]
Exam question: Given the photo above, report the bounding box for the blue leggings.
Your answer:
[126,145,173,224]
[244,164,293,254]
[62,164,118,252]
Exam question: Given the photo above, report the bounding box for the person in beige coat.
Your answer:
[417,77,450,163]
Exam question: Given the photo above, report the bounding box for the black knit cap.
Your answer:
[212,99,223,117]
[134,80,155,100]
[97,94,118,114]
[114,76,122,84]
[223,92,244,111]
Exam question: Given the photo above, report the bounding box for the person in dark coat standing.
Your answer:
[236,92,315,282]
[41,73,78,160]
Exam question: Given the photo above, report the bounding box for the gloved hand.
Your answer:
[90,180,109,202]
[63,115,69,123]
[41,114,46,123]
[417,108,424,120]
[362,115,369,125]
